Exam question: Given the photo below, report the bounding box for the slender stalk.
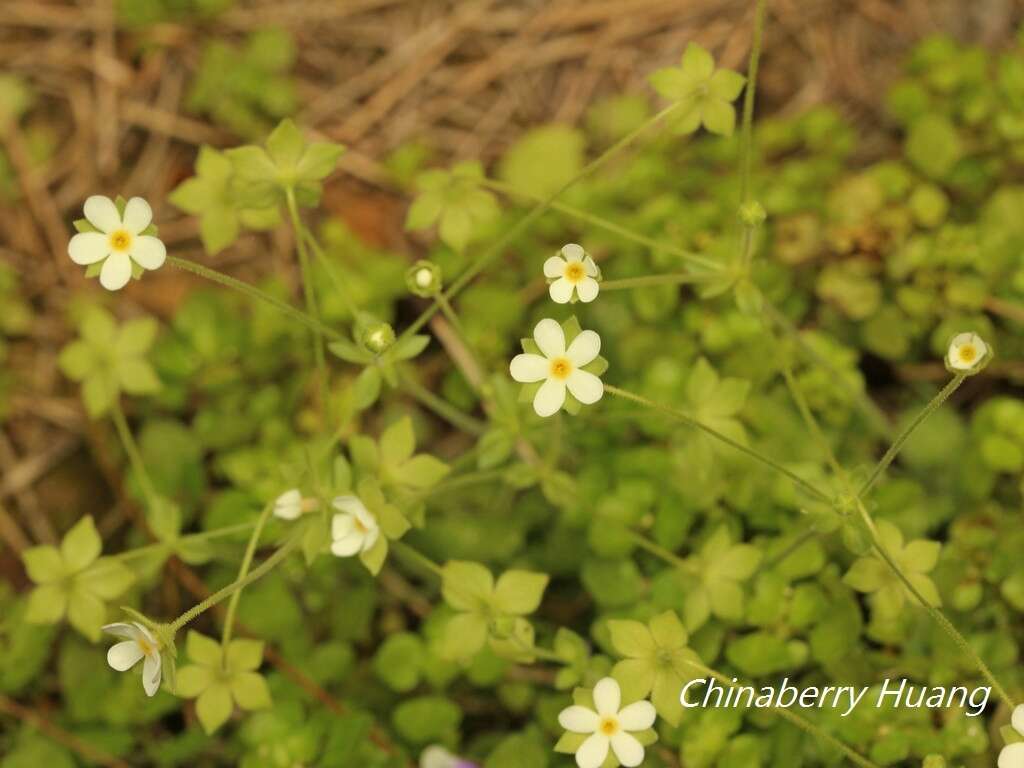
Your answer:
[169,532,301,633]
[167,256,342,342]
[221,503,275,648]
[399,102,687,342]
[392,539,444,578]
[626,529,692,571]
[285,188,328,408]
[604,384,830,503]
[738,0,767,210]
[301,228,359,320]
[600,273,703,291]
[106,521,258,563]
[110,399,159,505]
[684,662,880,768]
[399,370,486,435]
[419,469,507,497]
[857,374,965,499]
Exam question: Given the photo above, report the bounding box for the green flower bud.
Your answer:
[362,323,396,355]
[406,260,442,297]
[739,200,767,227]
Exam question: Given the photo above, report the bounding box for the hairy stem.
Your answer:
[221,503,275,649]
[110,399,159,505]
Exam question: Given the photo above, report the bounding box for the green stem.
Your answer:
[399,370,486,435]
[167,256,342,342]
[221,503,275,649]
[285,188,328,408]
[110,399,159,505]
[478,177,722,273]
[392,539,444,578]
[626,529,691,571]
[420,469,506,497]
[738,0,767,210]
[604,384,830,503]
[169,532,301,633]
[600,273,703,291]
[301,229,360,321]
[857,374,965,499]
[684,661,881,768]
[399,102,688,342]
[106,522,258,563]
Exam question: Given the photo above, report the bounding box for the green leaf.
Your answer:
[498,125,585,198]
[442,612,489,660]
[57,341,95,381]
[709,68,746,100]
[649,610,687,649]
[492,570,549,616]
[843,557,888,592]
[359,535,388,575]
[351,366,381,410]
[265,118,305,169]
[21,546,63,584]
[116,317,158,356]
[117,358,161,395]
[296,142,345,181]
[608,619,656,658]
[401,454,450,488]
[196,682,234,734]
[373,632,424,692]
[60,516,101,573]
[903,539,941,572]
[81,373,118,417]
[231,671,272,710]
[392,696,461,745]
[187,630,224,667]
[441,560,494,611]
[681,43,715,79]
[77,559,135,600]
[24,585,67,624]
[381,417,416,466]
[226,638,264,672]
[66,588,105,641]
[702,99,736,136]
[175,664,213,698]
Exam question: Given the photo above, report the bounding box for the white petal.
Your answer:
[332,513,355,540]
[122,197,153,234]
[566,370,603,405]
[102,622,137,639]
[274,489,302,520]
[549,278,574,304]
[142,652,162,697]
[510,353,549,383]
[420,746,459,768]
[575,733,609,768]
[362,526,380,552]
[332,495,368,517]
[1000,743,1024,768]
[593,677,621,716]
[575,277,599,303]
[130,235,166,270]
[558,705,599,733]
[566,330,601,367]
[331,531,365,557]
[68,232,110,265]
[610,732,645,767]
[133,622,157,645]
[353,506,379,533]
[543,255,566,278]
[617,700,656,731]
[583,255,599,276]
[83,195,120,233]
[561,243,585,261]
[107,640,144,671]
[533,377,565,418]
[1013,704,1024,737]
[99,251,132,291]
[533,318,565,358]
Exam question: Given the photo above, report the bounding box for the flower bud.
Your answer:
[739,200,767,227]
[406,260,442,297]
[945,332,990,374]
[362,322,396,355]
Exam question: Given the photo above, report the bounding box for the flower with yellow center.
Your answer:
[999,705,1024,768]
[330,495,380,557]
[544,244,600,304]
[946,332,989,373]
[509,318,604,417]
[68,195,167,291]
[557,677,656,768]
[103,621,163,697]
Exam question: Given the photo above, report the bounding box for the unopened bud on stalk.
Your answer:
[362,322,396,355]
[406,260,442,297]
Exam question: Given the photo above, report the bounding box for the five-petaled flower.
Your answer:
[558,677,656,768]
[1000,705,1024,768]
[104,621,163,697]
[544,244,600,304]
[946,332,989,373]
[510,319,604,417]
[68,196,167,291]
[330,495,380,557]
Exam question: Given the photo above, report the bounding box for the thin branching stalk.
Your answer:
[399,370,486,435]
[110,399,159,505]
[221,503,275,649]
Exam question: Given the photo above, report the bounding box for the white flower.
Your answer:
[330,495,380,557]
[273,489,303,521]
[999,705,1024,768]
[68,195,167,291]
[420,745,478,768]
[510,319,603,417]
[946,332,988,372]
[558,677,656,768]
[544,244,600,304]
[415,268,433,289]
[103,622,162,697]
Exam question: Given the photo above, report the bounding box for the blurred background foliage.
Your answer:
[3,2,1024,767]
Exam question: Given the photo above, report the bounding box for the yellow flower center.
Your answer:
[549,357,573,380]
[354,517,369,534]
[957,344,977,363]
[137,636,156,656]
[109,230,132,251]
[599,716,620,736]
[564,262,586,283]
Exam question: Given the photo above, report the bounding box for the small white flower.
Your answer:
[420,745,478,768]
[415,268,433,288]
[68,195,167,291]
[544,244,600,304]
[510,319,603,417]
[273,489,303,521]
[946,332,988,372]
[999,705,1024,768]
[558,677,656,768]
[103,622,162,697]
[330,495,380,557]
